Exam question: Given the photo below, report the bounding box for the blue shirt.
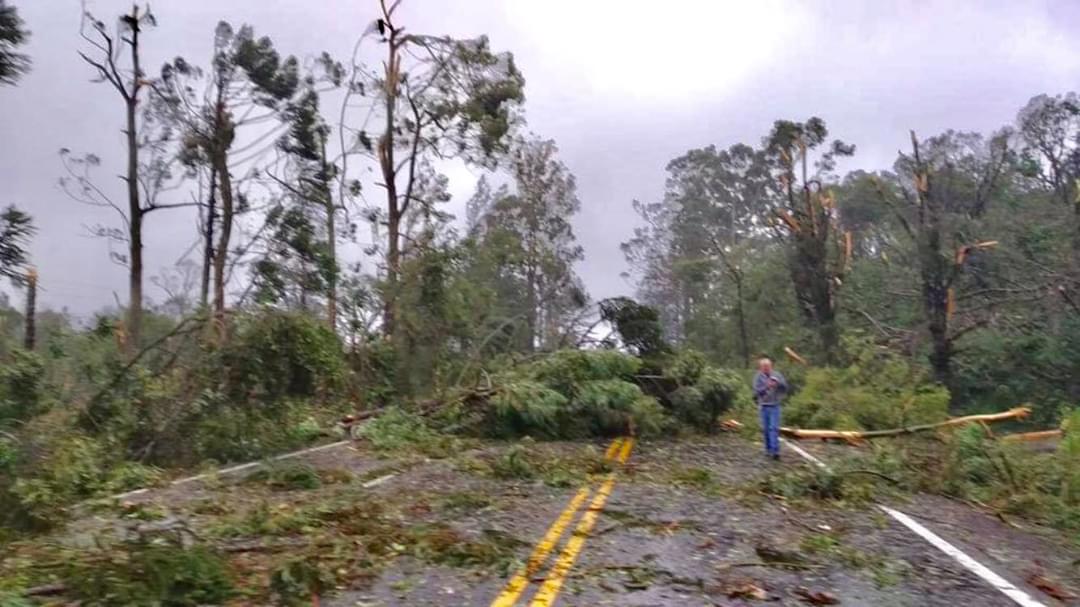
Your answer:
[753,370,788,406]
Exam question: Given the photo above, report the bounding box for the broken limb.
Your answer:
[780,406,1032,441]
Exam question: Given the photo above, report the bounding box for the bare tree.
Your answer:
[69,4,192,350]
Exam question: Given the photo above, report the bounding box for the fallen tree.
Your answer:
[780,406,1032,441]
[1000,429,1064,442]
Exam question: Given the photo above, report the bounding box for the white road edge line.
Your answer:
[105,440,351,502]
[880,506,1046,607]
[780,438,1046,607]
[361,474,397,488]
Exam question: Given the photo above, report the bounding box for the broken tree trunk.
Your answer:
[780,406,1031,441]
[1000,429,1063,443]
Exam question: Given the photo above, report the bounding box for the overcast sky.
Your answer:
[2,0,1080,320]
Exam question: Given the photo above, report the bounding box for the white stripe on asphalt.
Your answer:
[106,440,351,502]
[880,506,1047,607]
[781,438,828,469]
[361,473,397,488]
[780,438,1046,607]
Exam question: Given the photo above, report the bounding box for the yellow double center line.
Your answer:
[490,436,635,607]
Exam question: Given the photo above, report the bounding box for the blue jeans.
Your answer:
[760,405,780,456]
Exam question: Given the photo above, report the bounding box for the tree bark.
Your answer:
[911,133,954,388]
[200,165,217,310]
[321,136,336,330]
[379,26,401,340]
[23,268,36,351]
[212,154,231,339]
[734,276,750,367]
[212,140,233,341]
[125,10,143,352]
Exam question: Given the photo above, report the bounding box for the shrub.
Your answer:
[356,407,459,458]
[1061,409,1080,505]
[663,350,752,432]
[222,312,346,405]
[0,349,47,425]
[492,444,535,479]
[348,338,398,407]
[64,533,234,606]
[784,342,948,431]
[6,436,110,529]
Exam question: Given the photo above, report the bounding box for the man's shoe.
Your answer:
[770,453,780,461]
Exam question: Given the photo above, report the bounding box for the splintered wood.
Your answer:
[779,406,1033,442]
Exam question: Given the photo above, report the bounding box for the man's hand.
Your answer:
[767,378,778,388]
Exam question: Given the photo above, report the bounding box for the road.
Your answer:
[100,434,1079,606]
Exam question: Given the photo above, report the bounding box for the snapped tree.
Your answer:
[356,0,524,340]
[763,117,855,363]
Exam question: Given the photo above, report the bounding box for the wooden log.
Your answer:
[1000,429,1063,443]
[780,406,1032,441]
[784,347,808,365]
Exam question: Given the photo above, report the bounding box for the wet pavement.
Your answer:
[46,435,1080,606]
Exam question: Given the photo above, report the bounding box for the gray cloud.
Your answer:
[2,0,1079,320]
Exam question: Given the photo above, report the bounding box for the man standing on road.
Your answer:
[753,357,788,460]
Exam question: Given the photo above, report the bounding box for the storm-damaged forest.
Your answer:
[0,1,1078,605]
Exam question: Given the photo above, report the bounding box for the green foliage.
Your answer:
[0,349,47,425]
[527,349,642,394]
[485,380,567,437]
[664,350,709,385]
[5,436,108,529]
[222,312,346,404]
[356,407,460,458]
[573,379,665,436]
[439,491,492,513]
[348,338,398,407]
[785,339,949,431]
[491,444,535,479]
[470,350,667,439]
[409,525,522,572]
[599,297,669,358]
[63,533,234,607]
[0,206,33,279]
[1061,410,1080,505]
[0,592,31,607]
[952,322,1080,426]
[191,398,332,464]
[760,467,846,501]
[663,350,753,432]
[837,430,1080,543]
